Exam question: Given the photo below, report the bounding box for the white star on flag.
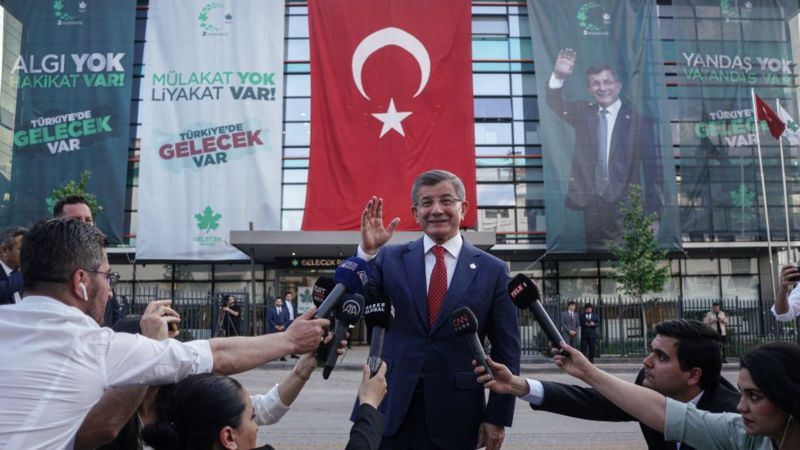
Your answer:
[371,98,412,138]
[776,102,800,145]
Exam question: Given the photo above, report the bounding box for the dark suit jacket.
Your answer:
[0,269,23,305]
[546,86,663,214]
[353,236,521,450]
[345,404,383,450]
[267,306,290,333]
[532,369,740,450]
[560,310,579,336]
[579,312,600,338]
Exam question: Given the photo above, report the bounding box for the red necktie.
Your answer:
[428,245,447,329]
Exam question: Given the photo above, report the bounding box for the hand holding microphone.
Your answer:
[450,306,493,380]
[508,273,566,355]
[323,293,365,379]
[364,290,393,377]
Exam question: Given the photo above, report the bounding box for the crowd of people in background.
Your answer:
[2,172,800,450]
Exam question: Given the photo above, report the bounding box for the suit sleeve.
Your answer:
[0,271,22,305]
[560,313,568,334]
[638,113,664,214]
[532,380,636,422]
[545,86,583,129]
[483,263,521,427]
[345,404,384,450]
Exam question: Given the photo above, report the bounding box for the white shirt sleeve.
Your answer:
[548,73,565,89]
[356,245,378,262]
[252,384,291,426]
[772,283,800,321]
[103,333,214,388]
[519,378,545,405]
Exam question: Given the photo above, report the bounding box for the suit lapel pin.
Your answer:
[469,263,477,270]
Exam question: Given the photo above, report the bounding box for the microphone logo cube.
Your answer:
[452,314,470,333]
[509,283,524,300]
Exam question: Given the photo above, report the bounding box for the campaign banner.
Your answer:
[672,0,797,240]
[303,0,476,231]
[0,0,136,243]
[137,0,284,260]
[527,0,679,253]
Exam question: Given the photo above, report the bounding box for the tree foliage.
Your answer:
[46,170,104,218]
[607,185,669,300]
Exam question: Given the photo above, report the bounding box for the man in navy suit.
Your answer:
[579,303,600,363]
[267,298,290,334]
[0,226,27,305]
[356,169,520,450]
[547,48,664,250]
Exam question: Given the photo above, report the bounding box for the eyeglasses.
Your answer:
[415,196,462,210]
[85,269,120,286]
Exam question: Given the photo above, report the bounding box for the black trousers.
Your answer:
[379,380,441,450]
[581,333,597,362]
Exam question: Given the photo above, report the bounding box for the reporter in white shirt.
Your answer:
[0,218,330,450]
[774,265,800,322]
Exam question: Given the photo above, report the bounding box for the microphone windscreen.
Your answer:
[334,257,371,294]
[334,293,364,324]
[508,273,540,309]
[312,277,335,307]
[450,306,479,336]
[364,292,393,330]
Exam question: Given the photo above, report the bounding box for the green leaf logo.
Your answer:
[195,206,222,233]
[731,184,755,209]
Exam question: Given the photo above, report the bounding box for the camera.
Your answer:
[787,264,800,283]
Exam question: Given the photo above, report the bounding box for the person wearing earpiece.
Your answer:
[476,341,800,450]
[0,218,331,450]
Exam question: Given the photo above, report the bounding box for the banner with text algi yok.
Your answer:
[527,0,680,253]
[672,0,798,240]
[1,0,136,243]
[137,0,284,260]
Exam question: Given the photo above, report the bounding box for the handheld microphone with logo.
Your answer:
[322,293,365,379]
[364,290,393,377]
[314,257,370,319]
[450,306,493,380]
[508,273,566,353]
[312,276,336,366]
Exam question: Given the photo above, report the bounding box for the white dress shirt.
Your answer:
[0,296,213,450]
[358,234,463,291]
[772,283,800,321]
[252,384,291,426]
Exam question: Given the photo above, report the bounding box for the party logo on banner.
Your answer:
[193,205,223,247]
[54,0,87,26]
[198,2,233,37]
[577,2,611,36]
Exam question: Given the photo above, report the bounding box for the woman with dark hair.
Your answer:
[477,341,800,449]
[142,363,387,450]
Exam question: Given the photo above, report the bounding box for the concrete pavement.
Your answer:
[238,346,740,449]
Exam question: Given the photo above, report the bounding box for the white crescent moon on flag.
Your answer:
[351,27,430,100]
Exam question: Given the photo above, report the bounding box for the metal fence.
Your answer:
[519,296,800,357]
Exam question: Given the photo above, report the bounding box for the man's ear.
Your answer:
[218,425,238,449]
[686,367,702,387]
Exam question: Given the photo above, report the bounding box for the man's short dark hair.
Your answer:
[21,218,107,291]
[654,319,722,390]
[53,194,89,217]
[583,303,593,309]
[585,64,619,82]
[712,301,721,307]
[0,226,27,250]
[567,301,577,307]
[411,170,466,205]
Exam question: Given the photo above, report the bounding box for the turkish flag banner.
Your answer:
[302,0,477,231]
[754,93,786,140]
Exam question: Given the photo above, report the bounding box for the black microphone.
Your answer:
[312,277,336,365]
[450,306,493,380]
[323,293,364,379]
[508,274,566,352]
[364,290,393,377]
[314,257,370,319]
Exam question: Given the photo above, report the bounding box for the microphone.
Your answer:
[312,276,336,366]
[314,257,370,319]
[508,274,566,352]
[450,306,493,380]
[323,293,365,379]
[364,290,393,377]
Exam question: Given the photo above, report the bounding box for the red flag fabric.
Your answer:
[754,94,786,140]
[302,0,476,231]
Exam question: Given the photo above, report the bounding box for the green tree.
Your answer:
[606,185,670,353]
[46,170,104,218]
